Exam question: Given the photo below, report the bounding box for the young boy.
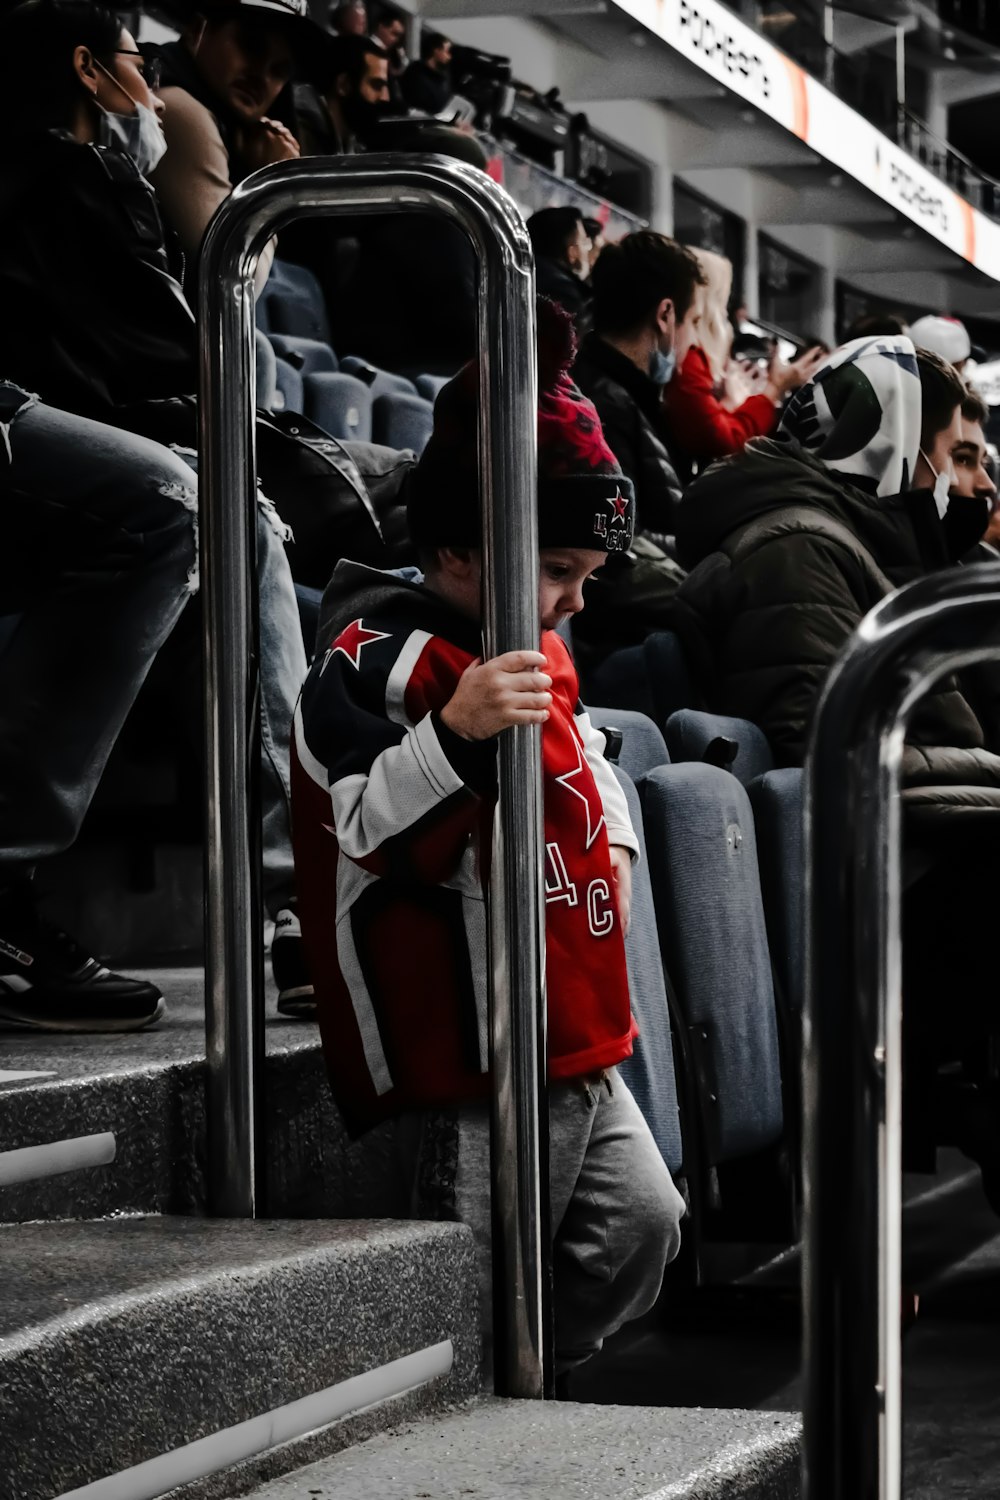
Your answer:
[291,307,684,1376]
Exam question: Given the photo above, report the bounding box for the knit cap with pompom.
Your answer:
[407,297,635,554]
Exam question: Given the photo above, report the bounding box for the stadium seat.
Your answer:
[639,762,783,1166]
[255,328,277,410]
[272,357,304,415]
[747,767,805,1018]
[415,372,451,403]
[665,709,774,787]
[612,766,683,1176]
[340,356,417,398]
[259,262,332,345]
[585,631,694,728]
[302,371,373,441]
[267,333,339,375]
[372,392,434,452]
[584,706,670,786]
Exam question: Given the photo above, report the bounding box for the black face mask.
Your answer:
[943,492,993,563]
[342,91,391,141]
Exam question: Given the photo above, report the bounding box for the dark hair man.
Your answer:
[371,2,406,106]
[954,386,998,544]
[526,206,592,325]
[295,33,389,154]
[148,0,317,292]
[400,28,452,115]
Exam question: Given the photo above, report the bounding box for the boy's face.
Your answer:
[538,548,606,632]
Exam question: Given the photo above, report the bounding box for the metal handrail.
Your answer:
[197,155,550,1398]
[802,561,1000,1499]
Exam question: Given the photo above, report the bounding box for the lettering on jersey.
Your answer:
[320,619,391,673]
[593,488,631,553]
[544,843,579,907]
[586,878,615,937]
[543,846,617,938]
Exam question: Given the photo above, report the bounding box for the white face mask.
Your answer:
[94,60,167,179]
[919,447,958,520]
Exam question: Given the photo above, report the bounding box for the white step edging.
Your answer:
[0,1131,116,1187]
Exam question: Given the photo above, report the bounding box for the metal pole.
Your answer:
[198,156,549,1395]
[802,562,1000,1500]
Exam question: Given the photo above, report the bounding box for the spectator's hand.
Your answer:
[608,844,633,937]
[234,118,301,175]
[722,361,755,411]
[440,651,552,741]
[764,345,825,403]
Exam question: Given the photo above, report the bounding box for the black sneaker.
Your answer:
[272,907,316,1019]
[0,885,165,1033]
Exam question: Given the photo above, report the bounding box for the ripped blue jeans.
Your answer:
[0,386,304,916]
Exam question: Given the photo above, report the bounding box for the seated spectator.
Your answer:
[844,311,909,341]
[0,385,196,1032]
[663,249,824,479]
[371,2,407,109]
[672,336,1000,1201]
[293,33,389,155]
[582,215,607,270]
[0,0,318,1011]
[526,206,592,328]
[149,0,310,295]
[291,302,684,1375]
[571,231,704,656]
[952,385,999,558]
[401,29,453,116]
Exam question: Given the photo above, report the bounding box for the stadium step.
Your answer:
[0,968,403,1224]
[0,1216,480,1500]
[226,1396,802,1500]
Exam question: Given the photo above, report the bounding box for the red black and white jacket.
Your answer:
[291,563,640,1134]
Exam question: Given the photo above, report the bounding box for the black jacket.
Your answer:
[573,333,682,542]
[671,438,1000,789]
[0,130,196,425]
[535,258,590,328]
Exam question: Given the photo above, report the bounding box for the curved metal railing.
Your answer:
[197,155,550,1397]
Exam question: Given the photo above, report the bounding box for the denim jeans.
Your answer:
[0,388,305,917]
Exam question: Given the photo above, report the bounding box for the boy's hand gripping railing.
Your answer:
[803,561,1000,1500]
[197,156,550,1397]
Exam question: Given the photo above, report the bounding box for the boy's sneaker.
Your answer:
[0,885,164,1033]
[272,907,316,1019]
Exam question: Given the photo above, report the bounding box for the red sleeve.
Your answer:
[664,346,777,460]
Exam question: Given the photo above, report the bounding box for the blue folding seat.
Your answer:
[639,762,783,1168]
[747,767,805,1019]
[340,356,418,398]
[268,333,338,376]
[372,392,434,453]
[272,357,303,415]
[415,372,450,403]
[255,328,277,410]
[584,706,669,786]
[585,630,694,728]
[612,766,683,1176]
[665,708,774,787]
[302,371,373,442]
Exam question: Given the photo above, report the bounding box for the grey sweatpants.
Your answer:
[398,1067,685,1377]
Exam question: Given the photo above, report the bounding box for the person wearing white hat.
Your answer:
[149,1,319,293]
[909,314,981,373]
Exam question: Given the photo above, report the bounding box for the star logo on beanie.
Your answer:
[321,619,391,673]
[607,489,630,525]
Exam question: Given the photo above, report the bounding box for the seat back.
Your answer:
[665,709,774,787]
[268,334,339,375]
[583,630,693,727]
[639,762,783,1163]
[584,707,669,786]
[613,767,683,1176]
[747,767,805,1016]
[272,357,304,415]
[302,372,373,442]
[255,327,277,410]
[340,356,417,398]
[643,630,695,724]
[415,372,451,403]
[372,392,434,453]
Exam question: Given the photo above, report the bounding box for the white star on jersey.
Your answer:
[554,730,606,850]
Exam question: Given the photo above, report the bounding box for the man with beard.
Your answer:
[293,33,390,156]
[148,0,313,294]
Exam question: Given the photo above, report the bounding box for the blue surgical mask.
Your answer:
[94,60,167,179]
[649,346,676,387]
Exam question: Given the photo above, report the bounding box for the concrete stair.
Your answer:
[0,1217,480,1500]
[225,1398,801,1500]
[0,969,403,1223]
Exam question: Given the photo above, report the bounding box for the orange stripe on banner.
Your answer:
[958,196,977,267]
[780,55,809,143]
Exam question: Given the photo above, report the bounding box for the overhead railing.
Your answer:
[197,155,552,1399]
[802,562,1000,1498]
